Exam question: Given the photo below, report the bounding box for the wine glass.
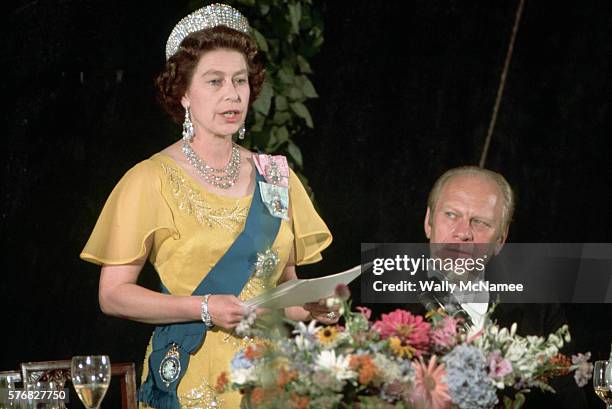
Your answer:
[70,356,111,409]
[25,380,61,409]
[593,360,612,408]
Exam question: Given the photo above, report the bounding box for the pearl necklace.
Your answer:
[182,141,241,189]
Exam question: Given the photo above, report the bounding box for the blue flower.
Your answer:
[393,358,414,379]
[230,350,253,370]
[444,344,498,409]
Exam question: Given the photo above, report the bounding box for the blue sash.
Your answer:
[139,172,281,409]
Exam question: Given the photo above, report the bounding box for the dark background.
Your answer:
[3,1,611,407]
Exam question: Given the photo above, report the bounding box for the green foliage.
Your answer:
[236,0,322,173]
[354,396,410,409]
[503,392,526,409]
[188,0,324,177]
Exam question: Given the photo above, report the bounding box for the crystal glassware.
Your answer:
[70,356,111,409]
[25,380,62,409]
[593,360,612,408]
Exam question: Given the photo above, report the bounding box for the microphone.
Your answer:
[417,276,473,333]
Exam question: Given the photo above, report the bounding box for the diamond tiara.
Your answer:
[165,3,250,60]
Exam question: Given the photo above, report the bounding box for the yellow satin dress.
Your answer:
[80,153,332,408]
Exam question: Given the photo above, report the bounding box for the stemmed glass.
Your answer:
[593,360,612,408]
[70,356,111,409]
[25,380,62,409]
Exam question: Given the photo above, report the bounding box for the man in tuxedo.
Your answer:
[418,166,587,408]
[421,166,511,333]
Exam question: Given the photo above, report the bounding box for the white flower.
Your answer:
[314,350,356,381]
[526,335,545,348]
[294,333,313,351]
[292,319,320,351]
[544,345,560,358]
[547,333,564,349]
[372,353,402,382]
[505,339,537,377]
[324,297,345,315]
[231,367,256,385]
[235,319,251,337]
[326,297,340,308]
[293,319,320,337]
[235,308,257,336]
[504,339,522,360]
[562,326,571,342]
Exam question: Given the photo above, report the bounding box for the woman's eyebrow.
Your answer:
[201,69,248,76]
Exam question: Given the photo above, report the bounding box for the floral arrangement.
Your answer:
[216,286,592,409]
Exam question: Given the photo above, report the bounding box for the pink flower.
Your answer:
[411,355,451,409]
[571,352,593,387]
[488,350,513,379]
[383,380,408,399]
[430,316,458,349]
[356,306,372,320]
[373,309,430,357]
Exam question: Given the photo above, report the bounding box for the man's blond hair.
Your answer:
[427,166,515,233]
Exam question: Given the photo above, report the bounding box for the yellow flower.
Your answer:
[389,336,416,359]
[317,326,339,346]
[425,307,446,319]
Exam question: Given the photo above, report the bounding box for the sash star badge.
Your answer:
[254,248,279,278]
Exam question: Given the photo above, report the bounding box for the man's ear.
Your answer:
[424,207,432,239]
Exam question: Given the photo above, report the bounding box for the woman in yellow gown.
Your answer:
[80,4,334,408]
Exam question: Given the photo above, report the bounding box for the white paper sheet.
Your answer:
[244,263,367,309]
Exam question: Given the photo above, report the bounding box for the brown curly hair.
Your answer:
[155,26,266,123]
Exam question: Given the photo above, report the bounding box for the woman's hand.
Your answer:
[303,299,341,325]
[207,295,247,330]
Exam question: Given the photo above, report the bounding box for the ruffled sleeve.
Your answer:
[80,159,179,266]
[289,170,332,265]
